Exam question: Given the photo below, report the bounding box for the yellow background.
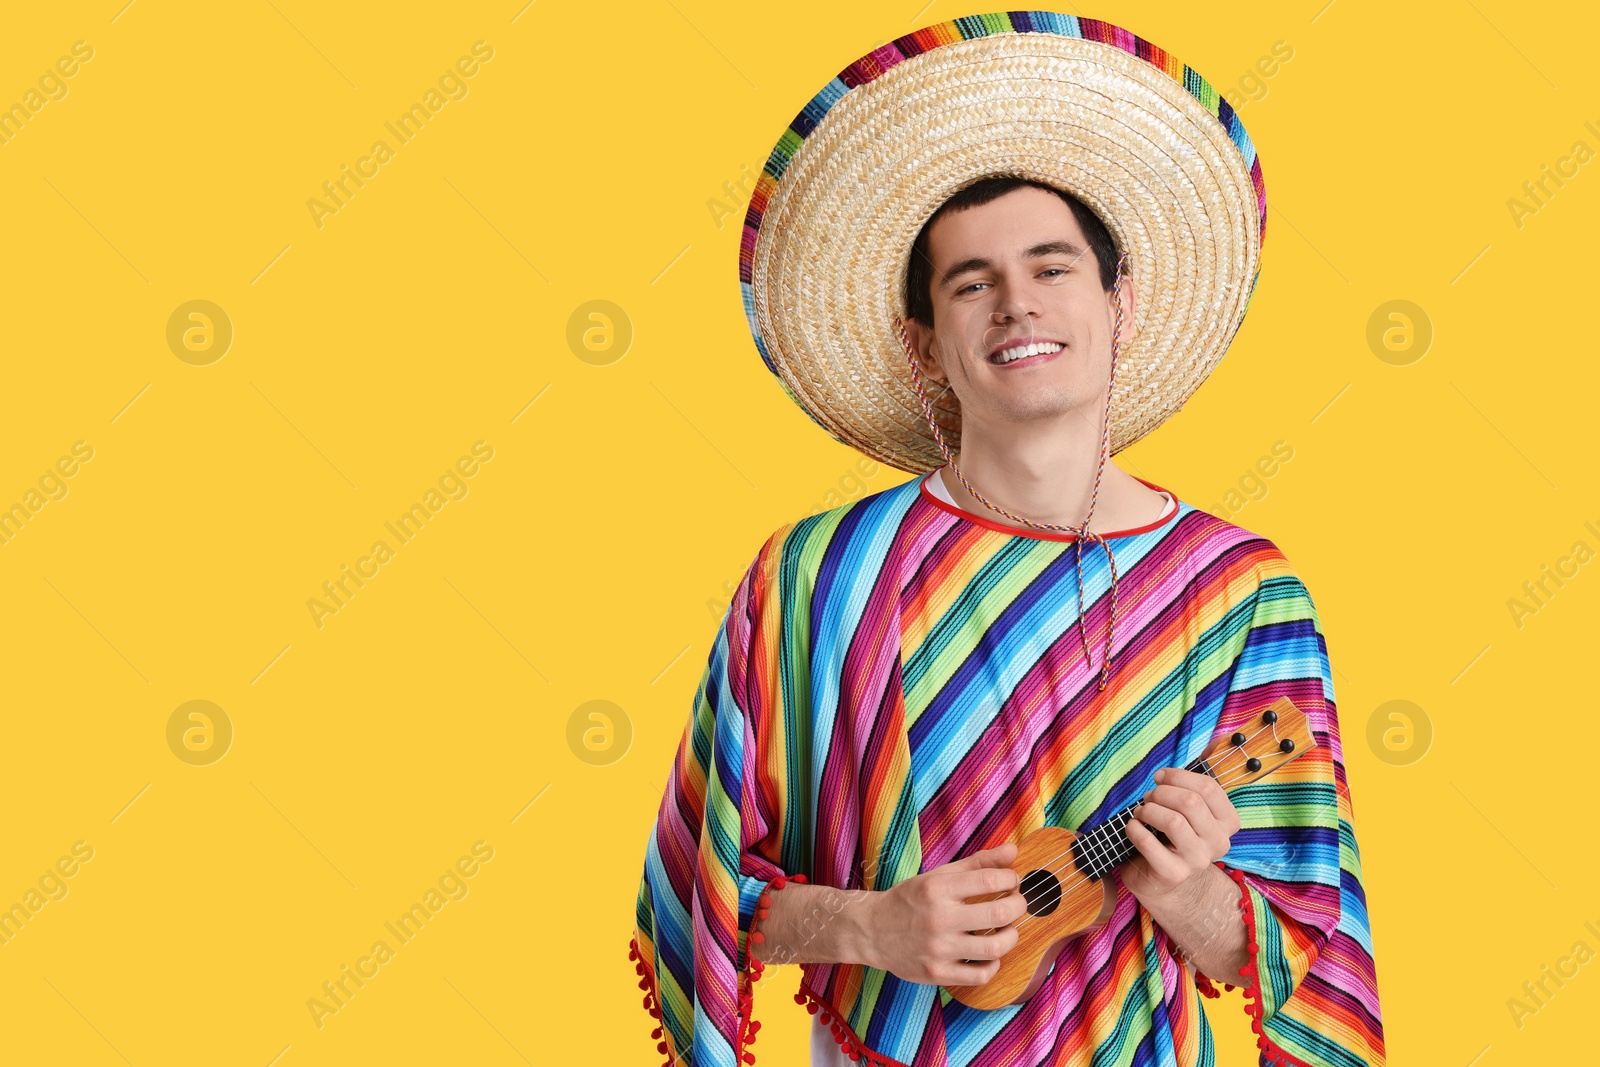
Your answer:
[0,1,1593,1064]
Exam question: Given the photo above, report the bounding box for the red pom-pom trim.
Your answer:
[630,873,813,1067]
[1219,863,1318,1067]
[630,873,915,1067]
[794,982,911,1067]
[629,933,673,1067]
[732,872,808,1066]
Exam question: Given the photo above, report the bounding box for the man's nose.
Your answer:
[989,277,1042,324]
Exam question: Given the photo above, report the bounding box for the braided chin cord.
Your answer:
[891,251,1132,693]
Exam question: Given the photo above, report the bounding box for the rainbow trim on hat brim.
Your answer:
[738,11,1268,430]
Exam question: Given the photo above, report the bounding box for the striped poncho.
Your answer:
[629,472,1384,1067]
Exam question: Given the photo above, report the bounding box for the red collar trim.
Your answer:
[918,471,1182,542]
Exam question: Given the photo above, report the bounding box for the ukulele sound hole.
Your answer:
[1019,868,1061,917]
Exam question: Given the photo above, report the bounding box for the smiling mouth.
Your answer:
[989,340,1065,366]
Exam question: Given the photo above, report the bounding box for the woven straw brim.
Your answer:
[747,30,1263,474]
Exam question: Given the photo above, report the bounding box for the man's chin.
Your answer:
[962,398,1099,428]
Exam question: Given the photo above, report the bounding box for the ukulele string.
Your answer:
[1006,720,1279,921]
[1010,715,1287,920]
[959,760,1269,955]
[969,717,1289,941]
[1003,727,1288,936]
[1002,758,1268,938]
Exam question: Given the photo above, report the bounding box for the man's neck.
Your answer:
[935,438,1165,534]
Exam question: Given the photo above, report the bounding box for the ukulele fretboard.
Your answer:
[1069,756,1215,882]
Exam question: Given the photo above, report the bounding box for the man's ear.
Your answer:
[1109,271,1137,348]
[902,317,948,386]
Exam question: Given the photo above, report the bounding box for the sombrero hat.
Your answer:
[739,11,1267,475]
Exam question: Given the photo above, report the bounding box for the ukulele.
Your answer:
[944,696,1316,1010]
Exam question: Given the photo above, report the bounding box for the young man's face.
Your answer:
[904,185,1134,438]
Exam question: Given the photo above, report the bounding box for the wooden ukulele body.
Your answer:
[943,826,1118,1008]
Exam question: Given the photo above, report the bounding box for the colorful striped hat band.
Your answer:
[740,11,1268,476]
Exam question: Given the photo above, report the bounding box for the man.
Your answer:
[629,14,1384,1067]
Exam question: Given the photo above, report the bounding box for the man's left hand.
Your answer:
[1120,767,1241,904]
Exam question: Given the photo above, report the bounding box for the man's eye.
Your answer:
[959,268,1067,294]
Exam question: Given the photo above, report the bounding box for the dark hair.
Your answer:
[902,176,1120,327]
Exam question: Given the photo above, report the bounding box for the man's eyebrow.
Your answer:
[937,240,1089,289]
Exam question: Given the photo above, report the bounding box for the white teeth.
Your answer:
[994,341,1062,364]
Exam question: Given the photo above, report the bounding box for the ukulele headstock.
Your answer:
[1197,696,1315,791]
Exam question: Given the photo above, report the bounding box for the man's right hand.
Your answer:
[858,841,1029,987]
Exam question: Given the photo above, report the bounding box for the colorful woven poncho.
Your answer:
[629,474,1385,1067]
